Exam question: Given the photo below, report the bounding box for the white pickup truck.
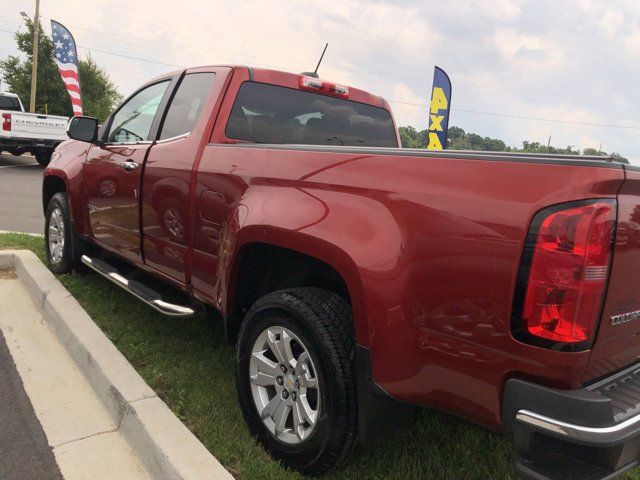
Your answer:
[0,91,68,166]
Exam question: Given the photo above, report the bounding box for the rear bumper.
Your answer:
[504,365,640,480]
[0,137,61,151]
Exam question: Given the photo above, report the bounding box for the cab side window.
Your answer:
[107,80,170,143]
[159,73,216,140]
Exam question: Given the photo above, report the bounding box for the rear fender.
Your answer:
[219,188,405,348]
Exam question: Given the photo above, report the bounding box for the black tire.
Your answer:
[236,288,358,476]
[44,192,82,274]
[35,151,52,167]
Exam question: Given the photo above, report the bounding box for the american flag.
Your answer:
[51,20,83,116]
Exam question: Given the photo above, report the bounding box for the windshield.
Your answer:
[226,82,398,147]
[0,96,21,112]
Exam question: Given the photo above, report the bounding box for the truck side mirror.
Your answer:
[67,116,99,144]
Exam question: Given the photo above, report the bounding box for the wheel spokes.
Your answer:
[267,328,295,366]
[261,394,283,420]
[252,351,280,376]
[48,224,60,240]
[48,208,65,263]
[249,325,321,444]
[272,401,292,436]
[295,352,318,388]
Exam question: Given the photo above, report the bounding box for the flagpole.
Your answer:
[29,0,40,113]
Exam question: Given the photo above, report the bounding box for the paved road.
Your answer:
[0,153,44,234]
[0,326,63,480]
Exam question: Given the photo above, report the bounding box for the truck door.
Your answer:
[83,79,172,264]
[141,67,232,283]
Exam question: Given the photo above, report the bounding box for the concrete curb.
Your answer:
[1,250,234,480]
[0,230,43,236]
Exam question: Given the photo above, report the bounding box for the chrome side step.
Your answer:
[81,255,196,317]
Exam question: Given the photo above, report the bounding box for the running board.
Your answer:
[80,255,196,317]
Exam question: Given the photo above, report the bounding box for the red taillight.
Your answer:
[2,113,11,131]
[299,76,349,98]
[512,199,616,349]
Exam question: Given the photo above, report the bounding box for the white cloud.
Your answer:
[0,0,638,162]
[599,10,624,38]
[479,0,523,21]
[449,0,523,21]
[492,28,563,67]
[624,27,640,60]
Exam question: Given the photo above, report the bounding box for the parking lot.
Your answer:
[0,153,43,234]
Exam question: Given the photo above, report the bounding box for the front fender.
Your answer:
[44,139,90,235]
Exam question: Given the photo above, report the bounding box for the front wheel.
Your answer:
[45,192,81,274]
[236,288,358,476]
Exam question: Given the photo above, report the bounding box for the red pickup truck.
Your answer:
[43,65,640,479]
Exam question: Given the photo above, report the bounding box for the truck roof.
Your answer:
[0,91,20,99]
[144,65,391,110]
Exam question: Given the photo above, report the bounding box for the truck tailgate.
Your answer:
[585,167,640,382]
[9,112,68,141]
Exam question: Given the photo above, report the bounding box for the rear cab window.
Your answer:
[225,82,398,147]
[0,96,22,112]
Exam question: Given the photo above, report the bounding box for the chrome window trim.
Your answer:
[156,132,191,143]
[102,140,154,147]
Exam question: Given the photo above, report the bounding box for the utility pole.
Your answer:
[29,0,40,113]
[547,136,551,152]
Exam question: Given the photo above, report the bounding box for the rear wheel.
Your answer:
[236,288,358,476]
[35,151,52,166]
[45,192,82,274]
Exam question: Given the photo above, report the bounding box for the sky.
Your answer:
[1,0,638,163]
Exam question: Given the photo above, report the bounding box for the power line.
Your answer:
[37,4,640,104]
[388,99,640,131]
[72,4,614,102]
[77,46,183,68]
[0,28,182,68]
[454,108,640,131]
[3,18,638,110]
[2,28,640,133]
[5,5,639,107]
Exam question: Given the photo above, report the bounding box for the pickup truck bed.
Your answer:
[42,65,640,479]
[1,92,68,165]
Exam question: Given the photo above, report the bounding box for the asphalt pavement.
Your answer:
[0,155,60,478]
[0,153,44,234]
[0,323,63,480]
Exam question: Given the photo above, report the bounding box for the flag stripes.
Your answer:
[51,21,83,116]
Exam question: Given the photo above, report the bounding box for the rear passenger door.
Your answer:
[141,67,232,283]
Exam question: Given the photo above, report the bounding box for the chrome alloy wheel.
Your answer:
[249,326,320,444]
[48,207,65,263]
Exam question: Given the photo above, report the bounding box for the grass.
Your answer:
[4,231,634,480]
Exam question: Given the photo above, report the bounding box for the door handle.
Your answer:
[121,160,139,172]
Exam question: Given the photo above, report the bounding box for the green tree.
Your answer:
[0,16,121,120]
[397,125,631,163]
[582,147,604,156]
[78,54,122,121]
[399,126,420,148]
[610,152,629,164]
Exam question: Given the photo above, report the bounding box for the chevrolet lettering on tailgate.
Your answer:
[611,310,640,326]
